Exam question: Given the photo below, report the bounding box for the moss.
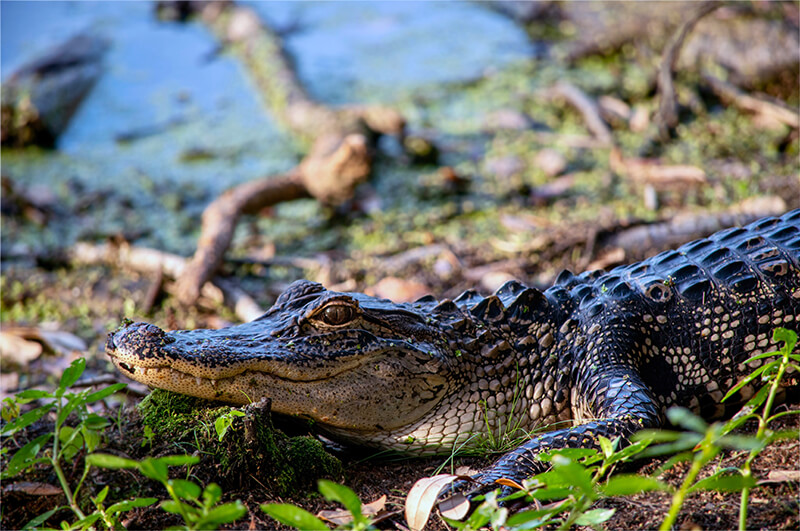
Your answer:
[137,389,342,497]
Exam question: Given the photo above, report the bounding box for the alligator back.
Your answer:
[552,209,800,418]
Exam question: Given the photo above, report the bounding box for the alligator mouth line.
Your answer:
[115,361,230,388]
[112,357,344,387]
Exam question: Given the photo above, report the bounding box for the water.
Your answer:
[1,1,532,251]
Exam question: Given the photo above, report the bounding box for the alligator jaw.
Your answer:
[106,316,452,434]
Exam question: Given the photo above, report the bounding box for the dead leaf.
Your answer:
[758,470,800,484]
[438,494,470,521]
[3,481,62,496]
[405,474,459,531]
[0,326,87,359]
[317,507,354,526]
[0,331,43,367]
[318,494,387,526]
[495,478,526,490]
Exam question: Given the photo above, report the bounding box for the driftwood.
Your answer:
[546,81,613,145]
[655,2,723,140]
[702,73,800,129]
[71,242,264,322]
[171,1,406,306]
[609,148,707,190]
[599,196,788,257]
[1,34,109,147]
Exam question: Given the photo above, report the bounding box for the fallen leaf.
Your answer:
[0,326,87,358]
[405,474,459,531]
[759,470,800,484]
[318,494,387,526]
[3,482,62,496]
[438,494,470,521]
[495,478,526,490]
[0,331,43,367]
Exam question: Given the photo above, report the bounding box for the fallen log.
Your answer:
[702,73,799,129]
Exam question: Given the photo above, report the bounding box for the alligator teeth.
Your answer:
[195,377,203,386]
[210,379,219,389]
[141,368,150,376]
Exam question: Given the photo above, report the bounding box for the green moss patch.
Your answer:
[137,389,342,496]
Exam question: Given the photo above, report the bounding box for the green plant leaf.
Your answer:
[666,408,707,433]
[22,507,61,530]
[2,433,53,478]
[56,395,83,428]
[214,410,245,441]
[528,486,573,500]
[58,358,86,394]
[765,428,800,444]
[605,438,652,464]
[14,389,53,403]
[261,503,329,530]
[72,512,102,530]
[161,499,194,516]
[202,483,222,508]
[722,363,774,402]
[318,480,363,522]
[138,458,169,483]
[538,447,598,462]
[156,455,201,467]
[1,403,54,435]
[94,485,110,505]
[171,479,202,501]
[602,475,671,496]
[767,410,800,424]
[202,501,247,525]
[717,434,764,451]
[689,471,756,493]
[505,506,561,528]
[84,383,126,404]
[575,508,615,525]
[741,351,780,365]
[58,426,85,461]
[86,453,139,469]
[598,436,615,459]
[106,497,158,515]
[82,426,102,453]
[773,327,797,353]
[550,454,594,496]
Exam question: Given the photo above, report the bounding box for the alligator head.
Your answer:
[107,279,562,454]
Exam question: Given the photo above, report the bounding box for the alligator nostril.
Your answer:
[105,332,118,352]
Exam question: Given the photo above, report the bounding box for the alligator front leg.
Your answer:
[466,371,662,494]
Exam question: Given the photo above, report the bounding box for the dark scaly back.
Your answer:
[555,210,800,418]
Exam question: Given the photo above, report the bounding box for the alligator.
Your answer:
[107,210,800,491]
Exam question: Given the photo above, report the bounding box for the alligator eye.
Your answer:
[319,305,356,326]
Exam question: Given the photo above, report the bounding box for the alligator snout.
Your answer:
[106,321,174,354]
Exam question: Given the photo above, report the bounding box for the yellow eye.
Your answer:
[319,305,356,326]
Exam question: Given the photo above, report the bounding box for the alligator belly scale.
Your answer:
[107,210,800,488]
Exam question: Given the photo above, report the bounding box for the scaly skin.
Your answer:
[107,210,800,489]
